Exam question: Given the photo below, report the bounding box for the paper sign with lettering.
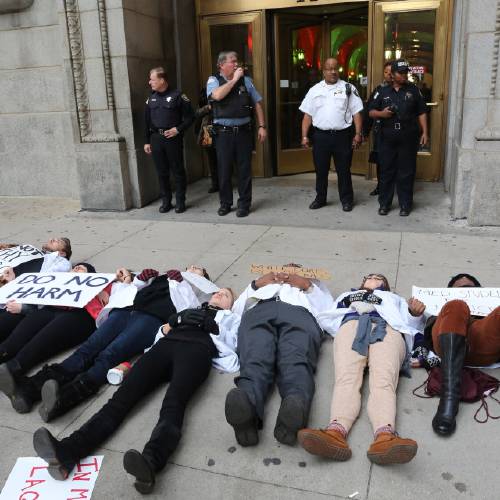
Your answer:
[0,456,103,499]
[250,264,331,280]
[412,287,500,317]
[0,244,45,271]
[0,273,115,308]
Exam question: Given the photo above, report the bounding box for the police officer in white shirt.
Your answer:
[299,58,364,212]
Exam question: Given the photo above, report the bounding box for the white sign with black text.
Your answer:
[0,244,45,271]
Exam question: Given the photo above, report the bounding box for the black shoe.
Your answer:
[159,200,172,213]
[208,186,219,193]
[370,187,379,196]
[174,202,186,214]
[123,449,156,495]
[218,205,231,216]
[225,388,259,447]
[432,333,466,436]
[309,199,326,210]
[236,208,249,218]
[33,427,76,480]
[342,203,353,212]
[378,206,389,216]
[274,395,308,446]
[399,207,411,216]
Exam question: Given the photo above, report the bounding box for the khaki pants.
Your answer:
[330,320,406,433]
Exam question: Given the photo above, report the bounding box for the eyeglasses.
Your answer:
[363,274,386,281]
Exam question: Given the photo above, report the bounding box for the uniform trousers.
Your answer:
[0,307,95,373]
[59,337,213,471]
[150,133,186,205]
[214,126,253,209]
[378,127,419,209]
[312,128,354,204]
[235,300,323,421]
[432,300,500,366]
[57,309,161,386]
[330,320,406,433]
[0,310,25,344]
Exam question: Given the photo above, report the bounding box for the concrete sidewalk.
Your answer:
[1,188,499,500]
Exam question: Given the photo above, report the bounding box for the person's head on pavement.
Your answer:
[448,273,481,288]
[42,237,72,260]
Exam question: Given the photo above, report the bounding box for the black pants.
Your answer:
[214,126,252,209]
[61,337,213,471]
[0,308,95,373]
[205,146,219,189]
[0,310,25,344]
[378,128,419,209]
[150,133,186,204]
[235,301,323,421]
[312,128,354,204]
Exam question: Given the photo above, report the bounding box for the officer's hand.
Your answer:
[352,133,362,149]
[301,137,310,149]
[258,127,267,143]
[164,127,179,139]
[5,300,22,314]
[380,107,394,119]
[255,272,278,288]
[233,67,244,81]
[408,297,426,317]
[420,133,429,147]
[144,144,152,154]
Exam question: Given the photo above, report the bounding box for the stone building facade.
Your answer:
[0,0,499,225]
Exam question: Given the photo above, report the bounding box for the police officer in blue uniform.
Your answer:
[207,51,267,218]
[144,67,194,213]
[368,59,428,216]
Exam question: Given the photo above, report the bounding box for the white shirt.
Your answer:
[232,281,335,330]
[299,79,364,130]
[150,308,241,373]
[40,252,71,273]
[317,289,426,353]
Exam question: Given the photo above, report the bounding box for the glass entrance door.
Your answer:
[274,3,370,176]
[373,0,452,180]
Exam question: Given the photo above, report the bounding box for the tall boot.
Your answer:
[38,374,98,423]
[0,359,24,407]
[432,333,466,436]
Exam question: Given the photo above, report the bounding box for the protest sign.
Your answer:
[0,273,115,308]
[412,286,500,316]
[0,244,45,271]
[0,456,103,500]
[250,264,331,280]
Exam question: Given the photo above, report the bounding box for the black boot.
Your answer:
[39,374,98,423]
[159,198,172,213]
[124,449,156,494]
[33,427,76,480]
[225,388,259,446]
[432,333,466,436]
[274,395,309,446]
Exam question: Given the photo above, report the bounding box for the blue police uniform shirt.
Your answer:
[206,75,262,126]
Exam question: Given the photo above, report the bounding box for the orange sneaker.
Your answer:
[367,432,417,465]
[297,428,352,461]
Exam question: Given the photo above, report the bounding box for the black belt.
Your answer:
[382,121,416,131]
[257,296,281,305]
[151,128,179,135]
[313,127,350,134]
[213,123,251,133]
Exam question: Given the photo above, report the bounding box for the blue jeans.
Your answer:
[59,309,162,385]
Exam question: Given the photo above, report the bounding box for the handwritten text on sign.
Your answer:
[0,244,45,271]
[250,264,331,280]
[0,273,115,308]
[411,287,500,316]
[0,456,103,500]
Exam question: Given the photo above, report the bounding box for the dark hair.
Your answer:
[447,273,481,288]
[74,262,96,273]
[384,61,393,69]
[360,273,390,292]
[150,66,167,81]
[61,237,72,260]
[203,268,210,281]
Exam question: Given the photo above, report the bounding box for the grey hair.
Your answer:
[217,51,238,68]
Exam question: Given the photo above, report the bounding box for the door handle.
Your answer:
[426,102,439,107]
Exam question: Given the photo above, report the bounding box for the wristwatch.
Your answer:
[258,125,266,129]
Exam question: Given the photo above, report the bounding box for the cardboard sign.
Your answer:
[0,273,115,308]
[0,244,45,271]
[0,456,103,499]
[412,286,500,317]
[250,264,331,280]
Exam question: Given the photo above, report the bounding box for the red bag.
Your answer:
[413,367,500,423]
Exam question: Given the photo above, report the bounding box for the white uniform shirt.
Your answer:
[317,289,426,353]
[299,79,364,131]
[232,281,335,330]
[40,252,71,273]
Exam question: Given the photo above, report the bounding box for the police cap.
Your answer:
[391,59,410,73]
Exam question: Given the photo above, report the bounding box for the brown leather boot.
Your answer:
[367,432,417,465]
[298,428,352,461]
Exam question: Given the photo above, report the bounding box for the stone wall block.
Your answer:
[459,98,488,149]
[110,56,131,109]
[122,9,163,59]
[0,0,57,30]
[105,5,127,56]
[84,57,108,109]
[466,0,498,33]
[122,0,161,19]
[464,32,495,99]
[79,8,104,58]
[451,148,474,218]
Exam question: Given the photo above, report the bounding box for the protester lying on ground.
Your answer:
[421,273,499,436]
[35,265,212,422]
[0,237,72,342]
[225,264,334,447]
[298,273,426,465]
[33,288,238,495]
[0,266,134,413]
